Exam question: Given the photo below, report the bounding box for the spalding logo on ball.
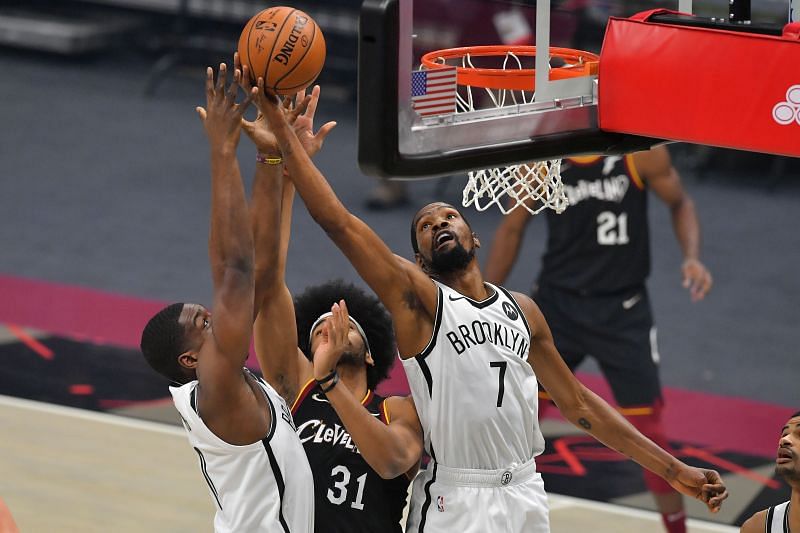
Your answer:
[238,6,326,95]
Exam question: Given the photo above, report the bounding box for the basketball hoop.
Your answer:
[420,45,599,215]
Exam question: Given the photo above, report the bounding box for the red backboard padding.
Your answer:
[598,11,800,157]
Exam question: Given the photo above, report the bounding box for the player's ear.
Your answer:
[365,352,375,367]
[472,233,481,248]
[178,351,199,370]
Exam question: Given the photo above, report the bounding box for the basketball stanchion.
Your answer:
[419,46,598,214]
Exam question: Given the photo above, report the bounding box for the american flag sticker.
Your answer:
[411,67,458,117]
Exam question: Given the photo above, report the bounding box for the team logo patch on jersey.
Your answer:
[502,301,519,321]
[501,471,513,485]
[437,495,445,512]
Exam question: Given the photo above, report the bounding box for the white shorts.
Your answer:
[405,457,550,533]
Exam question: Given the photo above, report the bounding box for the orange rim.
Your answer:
[420,45,599,92]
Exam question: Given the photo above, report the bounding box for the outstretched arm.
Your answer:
[515,292,728,513]
[194,64,267,444]
[255,82,438,357]
[242,72,336,402]
[634,146,712,301]
[484,200,534,284]
[313,300,423,478]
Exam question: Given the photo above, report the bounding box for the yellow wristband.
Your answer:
[256,153,282,165]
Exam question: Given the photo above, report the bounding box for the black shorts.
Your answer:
[533,283,662,408]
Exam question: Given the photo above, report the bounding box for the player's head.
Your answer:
[777,410,800,485]
[295,280,396,390]
[140,302,212,384]
[411,202,480,276]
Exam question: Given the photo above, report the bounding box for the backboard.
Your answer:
[357,0,661,179]
[357,0,798,179]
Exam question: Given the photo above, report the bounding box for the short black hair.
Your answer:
[294,280,396,390]
[140,302,191,384]
[410,202,473,254]
[791,411,800,419]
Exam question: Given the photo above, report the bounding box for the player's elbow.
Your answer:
[375,454,416,480]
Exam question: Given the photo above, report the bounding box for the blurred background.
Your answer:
[0,0,798,529]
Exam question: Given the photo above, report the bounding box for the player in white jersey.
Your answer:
[259,90,728,532]
[139,64,313,533]
[740,411,800,533]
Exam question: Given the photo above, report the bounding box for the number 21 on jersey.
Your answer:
[597,211,629,245]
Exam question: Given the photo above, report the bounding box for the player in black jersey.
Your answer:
[239,74,422,533]
[486,145,713,533]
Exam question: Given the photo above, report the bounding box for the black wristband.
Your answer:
[319,373,340,394]
[315,369,337,386]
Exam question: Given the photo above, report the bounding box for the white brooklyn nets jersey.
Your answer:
[766,501,791,533]
[402,281,545,469]
[171,372,314,533]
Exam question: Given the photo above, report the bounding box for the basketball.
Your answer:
[238,6,326,95]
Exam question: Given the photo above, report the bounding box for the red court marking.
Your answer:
[553,437,587,476]
[0,274,794,459]
[6,323,54,360]
[69,384,94,396]
[680,446,781,489]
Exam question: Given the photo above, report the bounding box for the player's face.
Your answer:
[414,203,477,273]
[310,318,368,366]
[178,303,212,353]
[776,415,800,482]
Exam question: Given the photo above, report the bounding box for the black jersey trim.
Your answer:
[495,284,531,341]
[417,461,438,533]
[416,286,443,360]
[245,368,278,442]
[262,439,291,533]
[416,357,434,398]
[783,502,790,533]
[766,506,774,533]
[190,384,198,414]
[194,447,223,511]
[444,282,499,309]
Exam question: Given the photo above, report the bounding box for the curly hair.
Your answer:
[140,302,191,384]
[294,280,396,390]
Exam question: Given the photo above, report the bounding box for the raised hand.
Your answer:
[291,85,337,158]
[312,300,351,380]
[681,258,713,302]
[668,465,728,513]
[196,63,256,151]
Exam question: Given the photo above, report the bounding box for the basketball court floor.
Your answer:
[0,394,739,532]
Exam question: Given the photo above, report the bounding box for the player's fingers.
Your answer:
[196,106,207,121]
[294,95,311,119]
[227,69,241,102]
[205,67,215,98]
[305,85,321,118]
[316,121,337,142]
[239,65,253,91]
[215,63,227,97]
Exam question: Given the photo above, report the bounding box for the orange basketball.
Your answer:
[238,6,326,96]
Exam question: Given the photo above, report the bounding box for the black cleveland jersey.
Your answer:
[292,380,411,533]
[539,154,650,294]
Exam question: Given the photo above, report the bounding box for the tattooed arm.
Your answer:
[512,291,728,514]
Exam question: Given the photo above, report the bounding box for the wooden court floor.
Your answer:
[0,395,738,532]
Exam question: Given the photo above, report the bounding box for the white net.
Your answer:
[463,160,568,215]
[429,50,570,215]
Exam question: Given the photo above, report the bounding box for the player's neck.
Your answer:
[440,264,490,300]
[336,364,369,400]
[790,488,800,531]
